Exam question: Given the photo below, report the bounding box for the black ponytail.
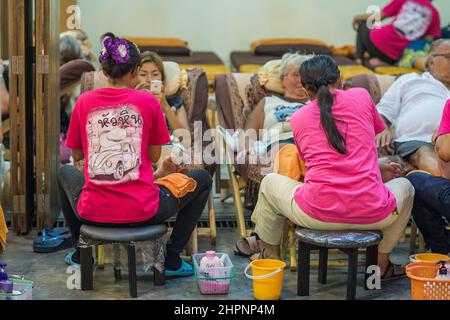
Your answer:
[300,55,347,154]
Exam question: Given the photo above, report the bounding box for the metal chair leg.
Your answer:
[297,242,311,296]
[81,246,93,291]
[318,248,328,285]
[346,248,358,300]
[365,245,379,290]
[127,242,137,298]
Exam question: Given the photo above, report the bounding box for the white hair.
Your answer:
[279,53,314,80]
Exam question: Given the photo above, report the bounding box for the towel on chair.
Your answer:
[0,206,8,254]
[273,144,306,182]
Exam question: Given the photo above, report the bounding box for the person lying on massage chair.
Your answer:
[353,0,441,68]
[237,53,311,161]
[376,39,450,176]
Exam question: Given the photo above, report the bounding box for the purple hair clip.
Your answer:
[100,36,131,64]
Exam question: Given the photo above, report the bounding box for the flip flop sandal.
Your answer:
[234,235,261,257]
[37,228,70,237]
[34,229,74,254]
[165,259,194,277]
[65,251,80,267]
[381,261,406,281]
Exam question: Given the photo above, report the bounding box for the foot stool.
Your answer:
[296,228,383,300]
[79,224,167,298]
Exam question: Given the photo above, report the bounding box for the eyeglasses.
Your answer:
[431,53,450,60]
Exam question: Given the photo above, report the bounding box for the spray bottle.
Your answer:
[435,261,450,280]
[0,264,13,294]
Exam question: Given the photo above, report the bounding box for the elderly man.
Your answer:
[406,99,450,255]
[376,39,450,176]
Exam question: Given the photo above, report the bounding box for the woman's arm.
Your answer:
[435,134,450,162]
[72,149,84,162]
[170,105,189,133]
[239,99,265,151]
[148,145,162,164]
[353,11,388,30]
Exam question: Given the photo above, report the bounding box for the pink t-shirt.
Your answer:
[436,100,450,138]
[370,0,441,60]
[291,88,397,225]
[66,88,171,224]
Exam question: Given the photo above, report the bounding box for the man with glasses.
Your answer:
[405,99,450,255]
[376,39,450,176]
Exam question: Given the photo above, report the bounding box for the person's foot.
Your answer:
[165,259,194,277]
[369,58,390,69]
[380,261,406,281]
[249,241,281,261]
[65,250,80,266]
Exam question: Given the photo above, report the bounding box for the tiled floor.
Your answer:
[1,196,413,300]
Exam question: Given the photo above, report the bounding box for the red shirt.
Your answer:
[66,88,171,223]
[291,89,397,224]
[370,0,441,60]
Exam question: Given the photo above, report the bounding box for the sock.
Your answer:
[165,250,182,271]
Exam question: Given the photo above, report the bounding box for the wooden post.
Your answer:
[0,0,9,59]
[9,0,31,235]
[35,0,60,230]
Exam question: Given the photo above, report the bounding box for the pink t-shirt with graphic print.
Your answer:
[66,88,171,224]
[370,0,441,61]
[291,88,397,225]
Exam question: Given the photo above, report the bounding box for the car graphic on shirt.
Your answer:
[88,128,140,181]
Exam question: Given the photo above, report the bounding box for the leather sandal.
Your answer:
[234,234,261,257]
[381,261,406,281]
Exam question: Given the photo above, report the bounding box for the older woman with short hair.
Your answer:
[239,53,312,158]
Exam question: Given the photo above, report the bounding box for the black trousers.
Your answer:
[57,165,212,254]
[406,172,450,254]
[356,22,397,65]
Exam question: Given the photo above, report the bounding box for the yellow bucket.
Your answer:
[244,259,286,300]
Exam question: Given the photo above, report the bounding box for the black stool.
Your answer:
[296,228,383,300]
[79,224,167,298]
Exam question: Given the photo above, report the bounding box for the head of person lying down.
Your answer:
[278,53,311,101]
[426,39,450,89]
[239,53,312,157]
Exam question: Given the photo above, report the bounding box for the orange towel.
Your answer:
[0,206,7,254]
[273,144,306,182]
[155,173,197,199]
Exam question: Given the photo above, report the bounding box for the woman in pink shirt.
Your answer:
[251,55,415,279]
[354,0,441,66]
[58,34,212,277]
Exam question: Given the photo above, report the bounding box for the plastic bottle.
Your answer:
[0,264,13,294]
[200,251,223,278]
[435,261,450,280]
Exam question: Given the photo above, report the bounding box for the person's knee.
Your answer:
[57,165,74,188]
[191,169,213,193]
[405,172,429,194]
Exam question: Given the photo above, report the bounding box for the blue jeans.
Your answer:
[406,172,450,254]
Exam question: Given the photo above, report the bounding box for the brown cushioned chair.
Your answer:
[215,72,285,238]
